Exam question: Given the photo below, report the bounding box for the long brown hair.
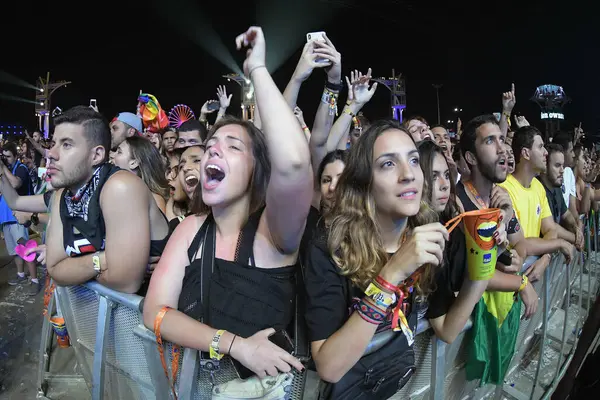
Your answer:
[418,140,459,223]
[191,117,271,216]
[124,136,170,200]
[326,120,438,293]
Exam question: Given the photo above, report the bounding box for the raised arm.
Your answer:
[0,171,46,212]
[237,27,313,253]
[499,83,516,136]
[326,69,377,152]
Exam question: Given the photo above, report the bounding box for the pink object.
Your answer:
[15,240,38,262]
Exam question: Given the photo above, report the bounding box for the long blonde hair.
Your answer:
[326,120,439,293]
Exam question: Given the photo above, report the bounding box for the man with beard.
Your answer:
[538,144,583,250]
[45,106,169,294]
[499,126,574,282]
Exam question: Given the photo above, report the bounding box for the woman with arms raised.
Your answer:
[143,26,312,392]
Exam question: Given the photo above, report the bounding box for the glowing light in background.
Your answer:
[0,70,39,91]
[152,0,243,76]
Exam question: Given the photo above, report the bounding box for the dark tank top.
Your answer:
[177,208,296,339]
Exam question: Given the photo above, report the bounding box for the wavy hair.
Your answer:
[418,140,459,223]
[326,120,439,293]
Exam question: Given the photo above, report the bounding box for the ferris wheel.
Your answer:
[168,104,195,128]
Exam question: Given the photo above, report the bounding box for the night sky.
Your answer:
[1,0,598,141]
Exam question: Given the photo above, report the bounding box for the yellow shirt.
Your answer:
[498,174,552,238]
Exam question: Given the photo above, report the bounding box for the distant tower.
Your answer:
[373,69,406,122]
[222,73,255,121]
[530,84,569,140]
[35,72,71,138]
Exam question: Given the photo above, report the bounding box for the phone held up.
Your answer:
[306,31,332,66]
[206,101,221,112]
[89,99,97,109]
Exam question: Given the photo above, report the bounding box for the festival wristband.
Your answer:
[518,274,529,293]
[154,306,180,400]
[210,329,226,360]
[357,298,387,325]
[364,282,396,308]
[321,88,339,116]
[343,107,355,118]
[375,275,399,293]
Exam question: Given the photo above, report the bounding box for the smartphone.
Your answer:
[306,31,332,66]
[38,167,47,179]
[269,330,294,354]
[90,99,97,108]
[498,249,512,266]
[207,101,220,111]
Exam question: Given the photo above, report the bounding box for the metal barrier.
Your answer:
[37,217,600,400]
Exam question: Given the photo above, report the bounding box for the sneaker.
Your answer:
[24,281,41,296]
[7,275,28,285]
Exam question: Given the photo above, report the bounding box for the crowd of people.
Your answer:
[1,26,597,399]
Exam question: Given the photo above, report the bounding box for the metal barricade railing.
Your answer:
[38,215,600,400]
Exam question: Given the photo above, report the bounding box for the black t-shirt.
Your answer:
[304,229,416,342]
[305,234,352,342]
[541,179,566,224]
[427,228,466,319]
[12,162,33,196]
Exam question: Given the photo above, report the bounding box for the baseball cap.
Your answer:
[114,112,143,133]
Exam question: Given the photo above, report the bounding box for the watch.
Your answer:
[92,252,101,276]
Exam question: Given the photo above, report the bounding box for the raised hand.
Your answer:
[216,85,232,109]
[235,26,267,77]
[514,115,530,128]
[312,34,342,83]
[292,42,322,83]
[201,100,219,114]
[347,68,378,106]
[230,328,304,378]
[502,83,516,113]
[293,106,306,126]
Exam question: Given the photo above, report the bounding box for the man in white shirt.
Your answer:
[552,133,579,218]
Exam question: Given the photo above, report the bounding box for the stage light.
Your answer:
[40,101,44,106]
[39,88,44,93]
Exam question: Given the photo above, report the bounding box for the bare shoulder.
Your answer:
[102,170,146,194]
[175,213,209,237]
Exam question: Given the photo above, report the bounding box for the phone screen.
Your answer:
[90,99,97,108]
[268,330,294,354]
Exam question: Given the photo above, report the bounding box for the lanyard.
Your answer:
[463,180,490,209]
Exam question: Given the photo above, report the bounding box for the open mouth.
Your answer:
[206,165,225,182]
[498,157,507,169]
[169,185,176,195]
[185,175,199,187]
[477,221,498,242]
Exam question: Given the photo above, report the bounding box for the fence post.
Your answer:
[91,295,114,400]
[430,336,446,400]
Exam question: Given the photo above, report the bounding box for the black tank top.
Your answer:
[177,208,296,339]
[456,181,478,212]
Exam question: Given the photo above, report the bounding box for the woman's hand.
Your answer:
[236,26,267,77]
[380,223,448,285]
[216,85,232,109]
[230,328,304,378]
